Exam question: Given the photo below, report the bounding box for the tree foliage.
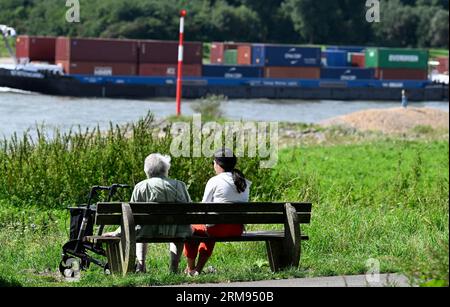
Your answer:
[0,0,447,48]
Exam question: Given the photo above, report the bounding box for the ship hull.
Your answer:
[0,68,448,101]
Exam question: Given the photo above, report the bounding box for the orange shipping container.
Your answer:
[264,67,321,79]
[375,68,428,80]
[16,35,56,62]
[436,56,449,74]
[237,45,252,65]
[350,53,365,68]
[56,37,139,63]
[139,41,203,64]
[57,61,137,76]
[138,63,202,77]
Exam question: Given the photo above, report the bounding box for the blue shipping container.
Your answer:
[202,65,263,78]
[320,67,375,80]
[252,45,321,67]
[323,50,349,67]
[327,46,366,53]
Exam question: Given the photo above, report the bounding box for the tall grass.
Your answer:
[0,112,270,208]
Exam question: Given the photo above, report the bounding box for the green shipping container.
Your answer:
[224,50,238,65]
[365,48,429,69]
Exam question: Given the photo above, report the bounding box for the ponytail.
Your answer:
[231,169,247,193]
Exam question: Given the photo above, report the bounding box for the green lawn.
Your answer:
[1,139,448,287]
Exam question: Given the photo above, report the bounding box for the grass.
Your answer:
[0,114,448,287]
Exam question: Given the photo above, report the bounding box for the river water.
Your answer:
[0,87,448,139]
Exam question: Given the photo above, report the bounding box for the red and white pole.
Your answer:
[176,9,187,116]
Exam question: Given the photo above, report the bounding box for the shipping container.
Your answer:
[138,63,202,77]
[321,67,375,80]
[202,65,263,78]
[350,53,365,68]
[139,40,202,64]
[264,67,320,79]
[210,43,226,64]
[16,35,56,62]
[436,56,449,74]
[224,50,238,65]
[237,45,252,65]
[327,46,365,53]
[252,45,321,67]
[323,50,349,67]
[57,61,137,76]
[365,48,429,69]
[56,37,138,63]
[374,68,428,80]
[210,42,251,64]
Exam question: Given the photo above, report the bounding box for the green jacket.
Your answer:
[132,177,193,239]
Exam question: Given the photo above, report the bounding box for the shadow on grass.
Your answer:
[0,276,22,287]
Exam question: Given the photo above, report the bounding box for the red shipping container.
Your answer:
[436,56,449,74]
[210,42,250,64]
[139,40,202,64]
[264,67,320,79]
[351,53,365,68]
[56,37,139,63]
[57,61,137,76]
[375,68,428,80]
[138,63,202,77]
[237,45,252,65]
[15,35,56,62]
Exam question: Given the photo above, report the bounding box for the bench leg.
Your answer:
[283,203,301,269]
[104,203,136,276]
[265,203,302,273]
[105,241,124,275]
[266,240,283,272]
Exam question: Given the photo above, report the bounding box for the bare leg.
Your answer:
[186,257,196,272]
[169,242,183,274]
[195,252,210,274]
[136,243,147,273]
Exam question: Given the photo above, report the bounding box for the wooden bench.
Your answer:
[85,202,312,276]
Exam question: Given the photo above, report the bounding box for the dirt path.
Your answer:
[320,107,449,134]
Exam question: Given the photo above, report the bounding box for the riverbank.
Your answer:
[0,112,448,287]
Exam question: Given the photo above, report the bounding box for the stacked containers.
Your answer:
[55,37,138,75]
[16,35,56,62]
[252,44,321,79]
[365,48,429,80]
[138,40,203,77]
[210,42,252,65]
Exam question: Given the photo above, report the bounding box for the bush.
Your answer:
[191,95,226,120]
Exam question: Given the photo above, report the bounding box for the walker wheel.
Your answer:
[59,257,81,279]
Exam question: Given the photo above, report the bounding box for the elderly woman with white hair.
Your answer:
[105,153,192,273]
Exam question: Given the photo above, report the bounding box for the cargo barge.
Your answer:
[0,66,447,101]
[0,31,448,101]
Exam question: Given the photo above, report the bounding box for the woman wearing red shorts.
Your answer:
[184,148,251,275]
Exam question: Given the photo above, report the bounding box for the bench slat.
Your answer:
[95,212,311,225]
[86,231,309,244]
[96,202,312,214]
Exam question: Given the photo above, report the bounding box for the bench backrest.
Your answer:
[95,202,312,226]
